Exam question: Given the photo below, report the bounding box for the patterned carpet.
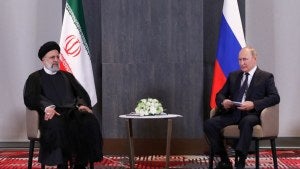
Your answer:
[0,149,299,168]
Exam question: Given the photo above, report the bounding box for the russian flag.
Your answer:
[210,0,246,108]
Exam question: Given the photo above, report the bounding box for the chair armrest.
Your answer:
[260,104,279,137]
[26,108,40,139]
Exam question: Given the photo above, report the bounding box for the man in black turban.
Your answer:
[38,41,61,60]
[23,41,103,169]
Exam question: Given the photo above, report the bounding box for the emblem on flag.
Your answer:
[63,35,81,58]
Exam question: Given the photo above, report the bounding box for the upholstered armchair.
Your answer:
[26,108,45,169]
[26,108,95,169]
[208,104,279,169]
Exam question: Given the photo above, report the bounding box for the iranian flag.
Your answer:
[59,0,97,106]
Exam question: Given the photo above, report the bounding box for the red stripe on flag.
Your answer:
[210,60,226,108]
[59,54,72,73]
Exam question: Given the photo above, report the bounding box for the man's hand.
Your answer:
[237,101,254,111]
[222,99,234,109]
[44,107,60,121]
[78,105,92,113]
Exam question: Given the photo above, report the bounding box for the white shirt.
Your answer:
[241,66,257,102]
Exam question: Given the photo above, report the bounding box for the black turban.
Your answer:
[38,41,60,60]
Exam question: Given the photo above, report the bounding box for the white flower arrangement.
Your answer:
[134,98,165,116]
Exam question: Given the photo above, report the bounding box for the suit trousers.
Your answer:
[204,111,260,155]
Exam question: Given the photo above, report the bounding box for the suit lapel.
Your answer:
[246,68,261,99]
[233,71,244,101]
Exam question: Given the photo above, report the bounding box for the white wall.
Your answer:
[246,0,300,137]
[0,1,61,141]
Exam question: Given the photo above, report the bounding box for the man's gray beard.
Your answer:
[46,64,59,73]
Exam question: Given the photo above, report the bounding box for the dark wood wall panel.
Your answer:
[76,0,245,149]
[101,0,203,138]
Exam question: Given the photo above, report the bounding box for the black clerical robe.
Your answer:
[24,69,102,166]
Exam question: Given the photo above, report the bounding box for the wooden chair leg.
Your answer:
[255,139,259,169]
[270,138,278,169]
[28,140,35,169]
[209,147,214,169]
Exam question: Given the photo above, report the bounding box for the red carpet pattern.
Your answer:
[0,150,299,168]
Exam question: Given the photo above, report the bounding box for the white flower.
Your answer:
[135,98,164,116]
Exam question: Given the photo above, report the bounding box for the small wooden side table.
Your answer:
[119,113,182,169]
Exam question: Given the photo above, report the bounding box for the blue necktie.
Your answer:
[237,73,249,102]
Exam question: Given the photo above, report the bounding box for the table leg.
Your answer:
[165,119,172,169]
[127,119,135,169]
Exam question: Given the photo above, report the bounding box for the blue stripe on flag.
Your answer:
[216,15,242,77]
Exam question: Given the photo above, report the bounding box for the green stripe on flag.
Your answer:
[66,0,90,56]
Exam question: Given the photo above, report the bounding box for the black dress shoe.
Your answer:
[235,151,247,169]
[73,164,86,169]
[57,164,68,169]
[236,159,246,169]
[215,161,233,169]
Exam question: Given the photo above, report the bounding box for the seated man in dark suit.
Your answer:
[23,41,103,169]
[204,46,280,169]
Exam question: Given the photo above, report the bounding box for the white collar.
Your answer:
[43,66,58,75]
[246,66,257,76]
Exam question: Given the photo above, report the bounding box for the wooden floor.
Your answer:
[258,137,300,149]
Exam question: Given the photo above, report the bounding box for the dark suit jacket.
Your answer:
[216,67,280,115]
